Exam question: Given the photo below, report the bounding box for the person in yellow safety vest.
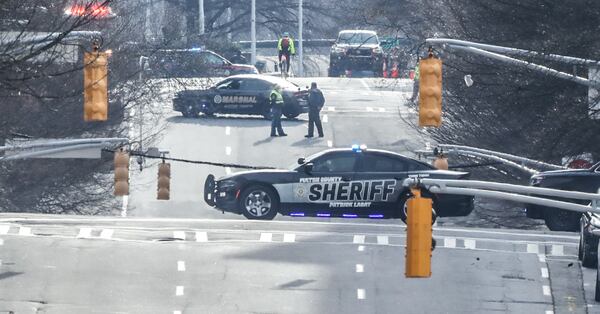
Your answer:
[270,85,287,137]
[409,58,420,102]
[277,32,296,75]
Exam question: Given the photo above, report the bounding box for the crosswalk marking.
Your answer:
[259,233,272,242]
[177,261,186,272]
[100,229,114,239]
[444,238,456,248]
[176,286,184,296]
[353,235,365,244]
[527,244,539,254]
[366,107,373,112]
[377,235,389,245]
[541,267,548,278]
[356,264,364,273]
[77,228,92,238]
[542,285,551,296]
[0,225,9,235]
[283,233,296,243]
[173,231,186,240]
[357,288,366,300]
[464,239,476,249]
[195,231,208,242]
[551,245,564,256]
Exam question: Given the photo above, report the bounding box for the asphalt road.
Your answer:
[0,215,591,314]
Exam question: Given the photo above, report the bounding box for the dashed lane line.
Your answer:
[225,167,232,175]
[77,228,92,238]
[353,235,365,244]
[121,195,128,217]
[327,140,333,148]
[259,232,273,242]
[225,126,231,135]
[527,243,539,254]
[356,264,364,273]
[225,146,232,156]
[538,254,547,263]
[176,286,184,296]
[174,311,182,314]
[283,233,296,243]
[322,114,329,123]
[464,239,477,250]
[100,229,114,239]
[177,261,186,272]
[541,267,548,278]
[195,231,208,242]
[542,285,551,296]
[358,245,365,252]
[0,239,4,246]
[357,288,366,300]
[173,231,186,240]
[0,225,9,235]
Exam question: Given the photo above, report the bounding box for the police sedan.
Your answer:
[173,74,309,119]
[204,146,474,221]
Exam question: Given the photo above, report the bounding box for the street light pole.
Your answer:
[298,0,303,76]
[138,56,149,154]
[198,0,205,35]
[251,0,256,66]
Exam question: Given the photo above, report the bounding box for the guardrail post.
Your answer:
[405,187,432,278]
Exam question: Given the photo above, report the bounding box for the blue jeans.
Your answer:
[271,107,285,135]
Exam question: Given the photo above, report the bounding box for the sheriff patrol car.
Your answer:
[173,74,309,119]
[204,146,474,221]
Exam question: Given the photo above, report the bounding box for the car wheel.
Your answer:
[398,192,437,225]
[283,110,299,119]
[239,185,279,220]
[544,208,581,231]
[182,105,198,118]
[596,265,600,301]
[581,223,599,268]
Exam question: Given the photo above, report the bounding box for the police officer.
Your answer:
[270,85,287,137]
[305,82,324,138]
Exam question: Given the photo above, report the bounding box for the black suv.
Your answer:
[329,30,384,77]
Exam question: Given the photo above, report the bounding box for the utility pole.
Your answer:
[198,0,205,35]
[298,0,303,76]
[226,7,232,41]
[251,0,256,66]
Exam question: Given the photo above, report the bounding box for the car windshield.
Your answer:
[337,32,378,45]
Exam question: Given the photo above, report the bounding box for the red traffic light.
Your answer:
[65,4,114,18]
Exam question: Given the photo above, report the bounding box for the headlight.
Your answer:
[372,47,383,54]
[331,46,346,54]
[530,176,544,185]
[218,180,237,190]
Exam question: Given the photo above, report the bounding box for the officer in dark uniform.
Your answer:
[270,85,287,137]
[305,82,325,138]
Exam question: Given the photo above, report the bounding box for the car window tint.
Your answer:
[240,79,270,91]
[361,153,408,172]
[312,154,356,172]
[408,161,433,171]
[201,52,224,65]
[215,79,232,89]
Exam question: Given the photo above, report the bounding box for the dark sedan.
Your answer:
[204,146,474,221]
[173,74,309,119]
[527,161,600,231]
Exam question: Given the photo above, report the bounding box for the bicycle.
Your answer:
[279,54,290,79]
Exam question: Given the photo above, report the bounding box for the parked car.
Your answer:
[148,48,258,78]
[329,30,384,77]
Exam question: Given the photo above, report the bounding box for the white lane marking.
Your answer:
[377,235,389,245]
[259,232,273,242]
[357,288,366,300]
[353,235,365,244]
[0,225,9,234]
[77,228,92,238]
[356,264,364,273]
[551,245,564,256]
[546,311,554,314]
[195,231,208,242]
[177,261,186,272]
[121,195,128,217]
[176,286,184,296]
[542,285,551,296]
[358,245,365,252]
[327,140,333,148]
[322,114,329,123]
[527,244,539,254]
[361,92,369,96]
[327,106,336,112]
[100,229,114,239]
[174,311,182,314]
[541,267,548,278]
[18,227,32,236]
[225,126,231,135]
[538,254,546,263]
[173,231,186,240]
[464,239,476,249]
[225,167,232,175]
[366,107,373,112]
[360,79,372,91]
[0,239,4,246]
[444,238,456,248]
[378,107,385,113]
[225,146,232,156]
[283,233,296,243]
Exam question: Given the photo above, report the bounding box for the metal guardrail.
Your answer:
[0,138,129,160]
[403,178,600,214]
[235,39,335,49]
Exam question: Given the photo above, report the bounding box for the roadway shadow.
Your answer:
[291,138,325,147]
[166,115,307,128]
[253,136,276,146]
[0,271,24,281]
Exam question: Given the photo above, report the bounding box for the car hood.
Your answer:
[218,169,290,181]
[229,64,258,72]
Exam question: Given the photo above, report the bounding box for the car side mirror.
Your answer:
[303,163,313,174]
[297,157,305,165]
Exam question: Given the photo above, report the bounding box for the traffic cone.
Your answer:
[391,63,399,78]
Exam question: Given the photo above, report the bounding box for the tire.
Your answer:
[181,105,198,118]
[580,220,599,268]
[238,185,279,220]
[283,110,299,119]
[596,266,600,302]
[398,192,437,225]
[544,208,581,231]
